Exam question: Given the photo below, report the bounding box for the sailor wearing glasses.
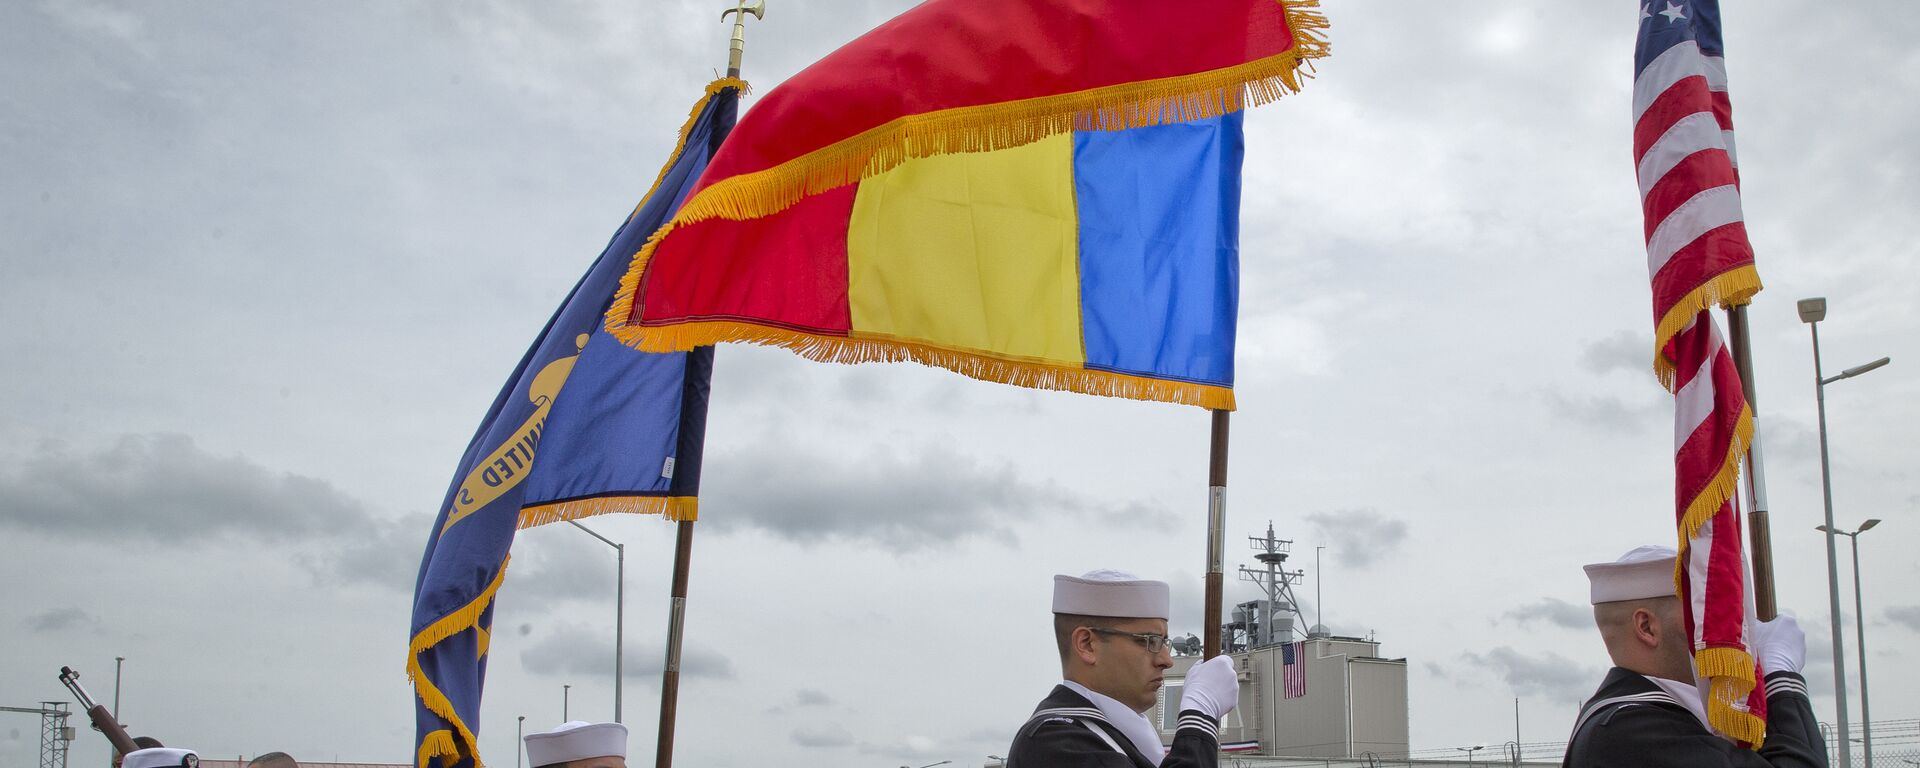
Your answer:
[1006,570,1239,767]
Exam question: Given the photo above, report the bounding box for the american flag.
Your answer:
[1633,0,1761,387]
[1635,0,1767,748]
[1280,640,1306,699]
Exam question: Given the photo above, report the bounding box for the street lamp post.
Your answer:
[563,684,571,721]
[1455,745,1485,767]
[1798,296,1891,768]
[112,657,124,719]
[516,716,526,768]
[568,519,626,723]
[1817,519,1882,768]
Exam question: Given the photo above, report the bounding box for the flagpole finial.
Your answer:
[721,0,766,79]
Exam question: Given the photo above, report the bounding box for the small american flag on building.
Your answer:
[1281,640,1307,699]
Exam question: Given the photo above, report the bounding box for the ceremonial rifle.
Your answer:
[58,665,139,756]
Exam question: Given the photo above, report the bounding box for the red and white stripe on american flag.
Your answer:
[1634,19,1759,389]
[1666,308,1765,745]
[1282,640,1306,699]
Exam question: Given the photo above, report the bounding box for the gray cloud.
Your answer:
[1580,331,1650,377]
[702,443,1172,550]
[764,687,837,715]
[1545,392,1663,434]
[1458,647,1598,702]
[790,724,855,749]
[494,534,615,606]
[1886,605,1920,632]
[1502,598,1591,631]
[306,513,432,591]
[0,434,375,541]
[518,624,734,683]
[23,607,100,633]
[1304,509,1409,567]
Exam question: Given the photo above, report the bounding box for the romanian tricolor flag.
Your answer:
[606,0,1330,410]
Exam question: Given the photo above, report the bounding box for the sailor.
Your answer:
[1006,569,1239,768]
[122,749,199,768]
[523,721,628,768]
[1563,545,1827,768]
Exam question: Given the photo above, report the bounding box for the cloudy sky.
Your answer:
[3,2,1916,767]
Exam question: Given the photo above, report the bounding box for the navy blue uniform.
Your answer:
[1564,668,1827,768]
[1008,685,1218,768]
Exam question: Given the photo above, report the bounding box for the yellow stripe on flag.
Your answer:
[847,132,1085,366]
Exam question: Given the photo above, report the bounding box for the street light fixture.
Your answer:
[1455,745,1486,767]
[1799,296,1891,768]
[1816,519,1883,768]
[568,519,627,723]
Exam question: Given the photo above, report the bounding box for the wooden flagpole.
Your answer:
[1203,409,1229,658]
[655,521,696,768]
[1723,303,1776,620]
[656,8,765,768]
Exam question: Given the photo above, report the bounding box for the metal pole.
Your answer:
[656,521,697,768]
[1203,410,1229,659]
[1314,546,1324,630]
[1849,532,1872,768]
[615,542,625,724]
[516,716,525,768]
[563,684,570,721]
[1725,304,1777,619]
[1809,320,1852,768]
[1514,698,1521,766]
[566,519,626,723]
[110,657,123,768]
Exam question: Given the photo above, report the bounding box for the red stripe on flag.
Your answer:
[1642,153,1741,240]
[1648,224,1754,323]
[1710,91,1734,131]
[1633,76,1716,163]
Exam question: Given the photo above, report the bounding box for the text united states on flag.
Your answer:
[1635,0,1767,748]
[1634,0,1761,387]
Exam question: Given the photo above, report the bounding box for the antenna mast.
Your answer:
[1234,520,1309,647]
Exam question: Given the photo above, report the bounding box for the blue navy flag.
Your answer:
[409,78,743,768]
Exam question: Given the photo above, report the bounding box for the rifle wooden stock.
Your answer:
[85,704,138,756]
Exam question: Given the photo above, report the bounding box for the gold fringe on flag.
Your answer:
[610,320,1238,411]
[1676,403,1754,542]
[1696,646,1768,747]
[669,0,1327,226]
[1653,265,1764,390]
[518,495,699,527]
[622,77,750,225]
[407,555,510,768]
[605,3,1325,408]
[415,731,459,768]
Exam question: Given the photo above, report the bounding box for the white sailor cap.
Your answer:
[1583,545,1679,604]
[124,749,198,768]
[1052,569,1169,620]
[524,721,626,768]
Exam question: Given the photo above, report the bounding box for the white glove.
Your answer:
[1179,655,1239,719]
[1752,615,1805,675]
